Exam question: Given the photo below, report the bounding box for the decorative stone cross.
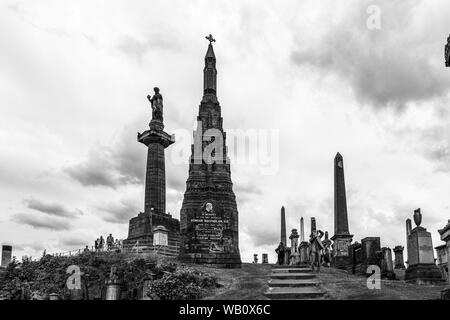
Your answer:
[206,34,216,44]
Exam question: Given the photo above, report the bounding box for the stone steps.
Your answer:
[270,273,316,280]
[265,265,326,300]
[268,279,319,287]
[265,287,325,300]
[272,268,312,273]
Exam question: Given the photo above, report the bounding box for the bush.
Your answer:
[146,267,218,300]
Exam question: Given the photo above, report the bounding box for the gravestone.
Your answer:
[359,237,381,274]
[393,245,406,280]
[105,266,123,300]
[262,253,268,264]
[405,209,443,284]
[253,254,258,264]
[438,219,450,299]
[381,247,395,279]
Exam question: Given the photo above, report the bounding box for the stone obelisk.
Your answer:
[281,206,287,246]
[331,152,353,269]
[300,217,305,242]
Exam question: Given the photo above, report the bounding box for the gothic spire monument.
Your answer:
[123,88,180,254]
[331,152,353,269]
[179,35,241,268]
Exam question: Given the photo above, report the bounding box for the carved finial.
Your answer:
[205,34,216,44]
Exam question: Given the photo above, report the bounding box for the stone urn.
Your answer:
[413,208,422,227]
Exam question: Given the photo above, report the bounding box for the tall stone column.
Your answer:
[331,152,353,269]
[141,120,175,215]
[280,206,287,246]
[438,220,450,299]
[405,218,412,267]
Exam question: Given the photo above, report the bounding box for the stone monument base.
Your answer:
[405,264,444,284]
[180,253,242,268]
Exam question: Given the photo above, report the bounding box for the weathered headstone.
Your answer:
[405,209,443,284]
[393,246,405,269]
[435,244,448,281]
[438,219,450,299]
[179,38,241,267]
[262,253,268,264]
[253,254,258,264]
[331,153,353,269]
[359,237,381,274]
[381,247,395,279]
[1,245,12,267]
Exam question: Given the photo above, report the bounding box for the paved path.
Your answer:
[265,265,326,300]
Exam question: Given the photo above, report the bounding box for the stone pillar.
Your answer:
[253,254,258,263]
[310,217,316,237]
[331,153,353,269]
[105,279,123,300]
[1,245,12,267]
[438,220,450,299]
[299,241,309,265]
[262,253,268,264]
[141,120,175,215]
[280,206,286,246]
[393,246,405,269]
[405,209,443,284]
[289,229,300,265]
[405,218,412,265]
[300,217,305,242]
[381,247,395,279]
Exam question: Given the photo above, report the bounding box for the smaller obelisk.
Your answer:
[331,152,353,269]
[281,206,287,246]
[300,217,305,242]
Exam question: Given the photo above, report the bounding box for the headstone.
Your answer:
[405,209,443,284]
[262,253,268,264]
[359,237,381,274]
[348,242,362,274]
[280,206,287,246]
[179,38,241,268]
[105,266,123,300]
[393,246,405,269]
[381,247,395,279]
[1,245,12,267]
[253,254,258,263]
[331,153,353,269]
[438,219,450,299]
[435,244,448,281]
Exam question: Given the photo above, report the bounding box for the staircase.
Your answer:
[265,265,326,300]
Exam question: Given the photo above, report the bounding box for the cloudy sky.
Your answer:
[1,0,450,263]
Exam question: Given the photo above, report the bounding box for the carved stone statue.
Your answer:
[147,87,163,122]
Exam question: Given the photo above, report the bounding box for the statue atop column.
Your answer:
[147,87,163,122]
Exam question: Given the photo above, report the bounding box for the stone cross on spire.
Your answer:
[206,34,216,44]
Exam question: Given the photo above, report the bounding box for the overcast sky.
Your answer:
[1,0,450,263]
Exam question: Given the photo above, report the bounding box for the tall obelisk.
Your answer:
[331,152,353,269]
[281,206,287,246]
